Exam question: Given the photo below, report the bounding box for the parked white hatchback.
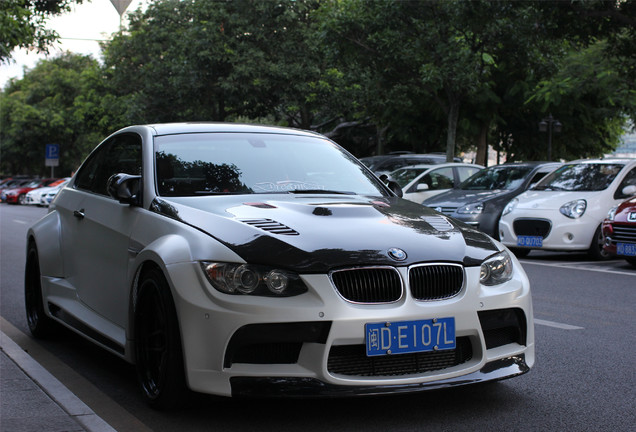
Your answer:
[499,159,636,259]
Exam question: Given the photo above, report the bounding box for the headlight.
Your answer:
[457,202,484,214]
[200,262,308,297]
[606,206,618,221]
[502,198,518,216]
[560,199,586,219]
[480,250,513,286]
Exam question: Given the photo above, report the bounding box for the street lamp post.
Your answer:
[539,114,562,161]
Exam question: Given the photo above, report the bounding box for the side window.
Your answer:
[615,167,636,199]
[427,168,454,190]
[457,167,481,183]
[75,133,142,196]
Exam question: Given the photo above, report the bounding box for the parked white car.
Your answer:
[25,178,70,206]
[499,159,636,259]
[389,163,483,203]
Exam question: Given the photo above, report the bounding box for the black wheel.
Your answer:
[135,268,188,410]
[18,194,27,205]
[588,224,611,261]
[509,248,530,258]
[625,257,636,268]
[24,242,55,338]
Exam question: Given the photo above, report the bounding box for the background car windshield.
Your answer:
[155,133,386,197]
[533,163,624,191]
[391,167,430,187]
[459,166,532,191]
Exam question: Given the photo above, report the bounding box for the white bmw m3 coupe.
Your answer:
[26,123,534,409]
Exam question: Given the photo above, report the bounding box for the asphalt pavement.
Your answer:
[0,329,116,432]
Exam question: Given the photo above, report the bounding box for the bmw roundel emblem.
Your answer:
[388,248,407,261]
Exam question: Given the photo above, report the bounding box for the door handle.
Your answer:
[73,209,85,219]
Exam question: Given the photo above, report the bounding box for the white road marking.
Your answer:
[13,219,27,225]
[521,259,636,276]
[535,318,584,330]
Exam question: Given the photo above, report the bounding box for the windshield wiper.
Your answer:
[288,189,356,195]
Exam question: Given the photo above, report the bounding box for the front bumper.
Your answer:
[499,210,598,251]
[230,355,529,397]
[166,262,534,397]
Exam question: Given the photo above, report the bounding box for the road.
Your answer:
[2,204,635,431]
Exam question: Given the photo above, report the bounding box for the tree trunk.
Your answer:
[446,97,460,162]
[475,121,490,166]
[376,125,389,155]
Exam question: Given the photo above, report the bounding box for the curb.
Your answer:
[0,329,117,432]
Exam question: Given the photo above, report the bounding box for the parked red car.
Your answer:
[1,178,58,205]
[602,185,636,267]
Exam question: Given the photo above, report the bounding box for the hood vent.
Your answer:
[240,218,299,236]
[421,215,454,232]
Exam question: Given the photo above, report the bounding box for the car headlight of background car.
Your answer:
[502,198,518,216]
[560,199,587,219]
[480,250,514,286]
[606,205,618,221]
[201,262,308,296]
[457,202,484,214]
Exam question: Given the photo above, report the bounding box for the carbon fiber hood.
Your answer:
[151,194,499,272]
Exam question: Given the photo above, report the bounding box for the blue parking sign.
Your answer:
[45,143,59,167]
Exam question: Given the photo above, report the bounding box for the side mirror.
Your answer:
[107,173,142,205]
[378,174,403,197]
[622,185,636,197]
[416,183,430,191]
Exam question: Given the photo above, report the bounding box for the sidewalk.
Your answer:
[0,329,116,432]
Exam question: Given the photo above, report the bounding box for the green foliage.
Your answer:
[0,0,83,62]
[2,0,635,176]
[0,52,110,176]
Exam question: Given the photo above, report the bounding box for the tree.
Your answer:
[0,52,110,176]
[101,0,351,131]
[0,0,84,62]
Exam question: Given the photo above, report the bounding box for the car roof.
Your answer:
[143,122,323,138]
[566,158,636,164]
[394,162,481,170]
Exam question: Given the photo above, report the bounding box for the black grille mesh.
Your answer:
[409,265,464,300]
[327,337,472,377]
[331,264,464,303]
[513,218,552,238]
[331,268,402,303]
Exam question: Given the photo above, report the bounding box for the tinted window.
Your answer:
[75,133,142,196]
[457,166,481,182]
[534,163,623,192]
[392,167,431,188]
[615,167,636,199]
[459,166,533,191]
[155,133,386,197]
[426,167,454,190]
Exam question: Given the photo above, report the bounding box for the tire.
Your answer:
[509,248,530,258]
[135,267,188,410]
[18,194,27,205]
[24,242,55,338]
[625,257,636,268]
[588,224,611,261]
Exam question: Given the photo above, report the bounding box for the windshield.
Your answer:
[533,163,624,191]
[155,133,387,197]
[391,167,431,188]
[459,165,533,191]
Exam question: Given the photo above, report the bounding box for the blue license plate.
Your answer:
[517,235,542,247]
[616,242,636,257]
[365,317,455,357]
